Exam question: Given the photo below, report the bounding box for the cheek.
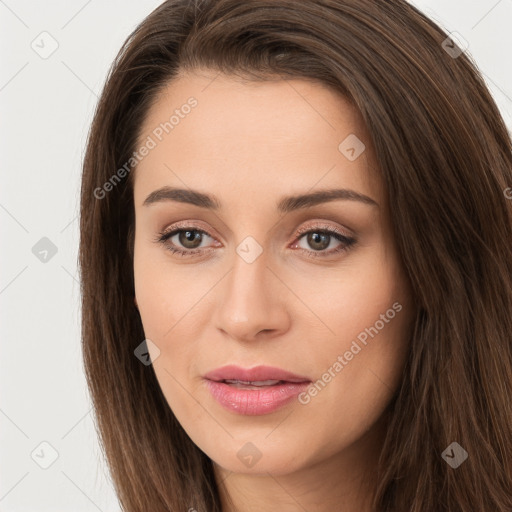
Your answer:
[133,250,203,420]
[349,257,411,375]
[133,239,197,338]
[133,241,214,376]
[295,245,412,421]
[134,245,179,375]
[289,238,408,339]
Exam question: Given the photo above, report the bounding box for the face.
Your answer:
[132,70,415,477]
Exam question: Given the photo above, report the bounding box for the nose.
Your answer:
[213,249,291,342]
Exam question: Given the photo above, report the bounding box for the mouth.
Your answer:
[202,366,311,415]
[203,364,311,384]
[220,379,294,389]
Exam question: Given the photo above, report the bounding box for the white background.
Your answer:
[1,1,511,510]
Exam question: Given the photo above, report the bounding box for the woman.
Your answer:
[79,0,512,510]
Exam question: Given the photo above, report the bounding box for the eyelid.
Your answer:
[294,219,354,239]
[155,219,220,243]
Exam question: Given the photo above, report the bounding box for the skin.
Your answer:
[132,69,416,512]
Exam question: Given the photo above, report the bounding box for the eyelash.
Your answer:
[153,222,356,259]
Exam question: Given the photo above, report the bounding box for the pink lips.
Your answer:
[203,365,311,415]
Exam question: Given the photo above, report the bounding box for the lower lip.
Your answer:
[204,379,310,415]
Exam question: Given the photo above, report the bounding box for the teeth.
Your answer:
[224,379,282,386]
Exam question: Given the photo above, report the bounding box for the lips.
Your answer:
[203,365,311,415]
[203,364,311,384]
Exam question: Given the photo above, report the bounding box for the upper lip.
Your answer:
[203,365,311,383]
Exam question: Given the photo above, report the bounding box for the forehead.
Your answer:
[132,70,384,211]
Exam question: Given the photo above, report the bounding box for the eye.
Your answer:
[154,221,356,259]
[154,224,217,257]
[291,223,356,259]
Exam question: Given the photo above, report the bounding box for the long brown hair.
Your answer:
[79,1,512,510]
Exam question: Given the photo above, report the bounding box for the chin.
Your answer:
[207,441,308,476]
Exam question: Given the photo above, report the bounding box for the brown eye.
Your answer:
[305,232,331,251]
[155,226,216,257]
[177,230,204,249]
[154,222,356,260]
[292,225,356,259]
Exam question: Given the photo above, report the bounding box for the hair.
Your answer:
[79,0,512,510]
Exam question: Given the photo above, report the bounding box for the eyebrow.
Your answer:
[142,186,379,212]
